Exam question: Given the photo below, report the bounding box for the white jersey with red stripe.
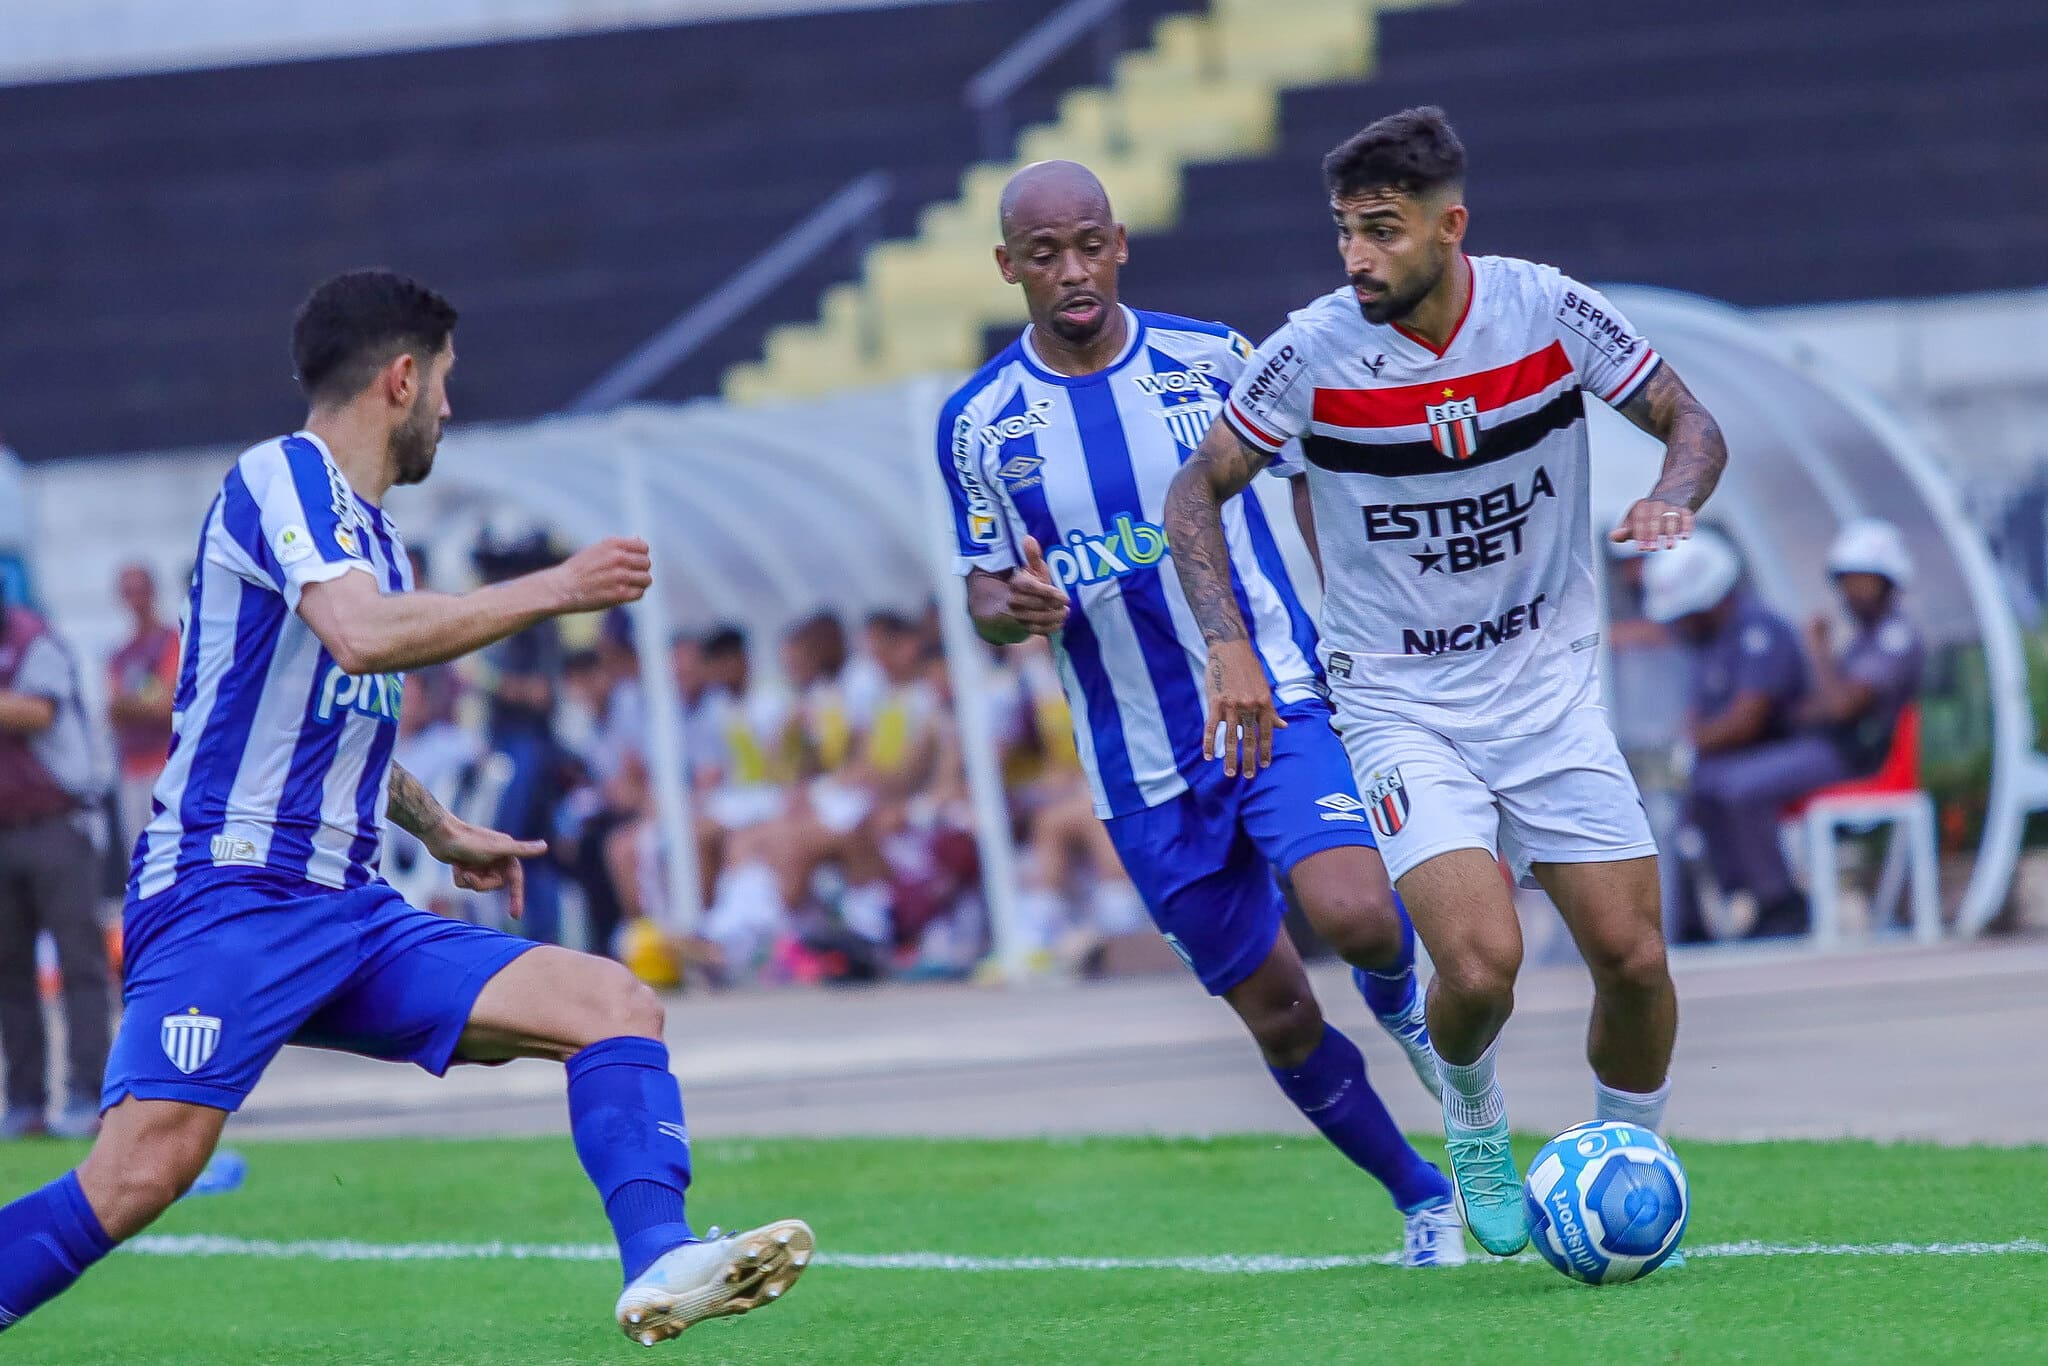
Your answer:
[1223,254,1660,738]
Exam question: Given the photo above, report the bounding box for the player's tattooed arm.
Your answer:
[1610,361,1727,550]
[386,762,452,840]
[388,761,548,917]
[1165,421,1270,646]
[1165,420,1284,778]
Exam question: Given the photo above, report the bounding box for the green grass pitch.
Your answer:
[3,1134,2045,1363]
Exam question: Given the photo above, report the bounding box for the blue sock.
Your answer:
[0,1171,114,1331]
[1352,893,1419,1020]
[566,1036,695,1284]
[1270,1025,1450,1212]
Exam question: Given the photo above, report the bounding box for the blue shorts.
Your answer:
[103,868,538,1113]
[1103,698,1378,996]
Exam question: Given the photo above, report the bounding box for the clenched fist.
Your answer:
[552,536,654,612]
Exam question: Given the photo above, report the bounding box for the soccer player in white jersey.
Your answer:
[937,161,1465,1267]
[1165,108,1727,1257]
[0,272,812,1346]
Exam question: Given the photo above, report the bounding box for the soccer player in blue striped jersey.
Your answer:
[0,272,810,1346]
[938,161,1462,1266]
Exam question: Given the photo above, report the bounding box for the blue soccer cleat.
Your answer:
[1444,1117,1529,1256]
[615,1219,814,1346]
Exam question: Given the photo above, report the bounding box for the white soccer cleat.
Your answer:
[614,1219,815,1346]
[1401,1199,1469,1268]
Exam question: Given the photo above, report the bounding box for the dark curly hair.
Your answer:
[1323,105,1466,202]
[291,269,458,404]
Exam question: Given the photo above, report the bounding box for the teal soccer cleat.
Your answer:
[1444,1118,1529,1256]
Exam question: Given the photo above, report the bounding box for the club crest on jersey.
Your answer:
[1425,390,1482,461]
[1365,769,1410,839]
[1157,398,1220,451]
[162,1008,222,1075]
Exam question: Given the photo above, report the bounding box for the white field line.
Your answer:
[123,1235,2048,1271]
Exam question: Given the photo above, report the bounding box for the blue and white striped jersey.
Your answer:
[937,307,1321,819]
[132,432,414,899]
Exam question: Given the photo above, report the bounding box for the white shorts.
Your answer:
[1332,692,1657,886]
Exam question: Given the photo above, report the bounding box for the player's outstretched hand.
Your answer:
[1007,536,1071,636]
[1204,639,1286,779]
[1611,499,1694,552]
[426,817,549,919]
[553,536,654,613]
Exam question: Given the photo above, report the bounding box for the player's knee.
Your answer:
[596,966,666,1041]
[1308,882,1403,965]
[1585,925,1670,998]
[81,1138,210,1235]
[1247,993,1325,1069]
[1434,943,1519,1012]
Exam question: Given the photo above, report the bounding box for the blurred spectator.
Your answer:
[104,563,179,850]
[0,577,109,1140]
[1646,533,1810,941]
[992,637,1143,975]
[385,665,480,915]
[473,519,577,943]
[696,612,948,979]
[1678,520,1926,939]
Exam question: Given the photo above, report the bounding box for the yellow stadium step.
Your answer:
[728,0,1456,404]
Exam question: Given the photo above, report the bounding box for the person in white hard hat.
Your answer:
[1684,519,1924,938]
[1643,531,1809,940]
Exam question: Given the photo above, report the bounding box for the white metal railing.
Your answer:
[566,170,893,414]
[964,0,1130,161]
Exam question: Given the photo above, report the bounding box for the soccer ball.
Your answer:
[1523,1121,1688,1285]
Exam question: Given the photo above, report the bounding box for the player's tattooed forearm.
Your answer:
[386,762,452,838]
[1165,428,1268,645]
[1619,362,1726,512]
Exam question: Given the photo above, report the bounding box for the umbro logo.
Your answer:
[1315,792,1368,823]
[997,454,1044,484]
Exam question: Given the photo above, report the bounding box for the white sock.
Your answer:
[1013,887,1067,952]
[1439,1040,1506,1131]
[1594,1077,1671,1133]
[703,864,785,968]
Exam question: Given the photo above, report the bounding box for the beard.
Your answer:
[1356,250,1446,326]
[389,397,440,486]
[1046,308,1107,346]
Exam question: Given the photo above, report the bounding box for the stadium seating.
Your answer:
[1782,704,1942,947]
[728,0,1452,402]
[1119,0,2048,335]
[0,1,1198,460]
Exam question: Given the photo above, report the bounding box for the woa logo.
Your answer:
[1042,515,1170,589]
[316,665,404,725]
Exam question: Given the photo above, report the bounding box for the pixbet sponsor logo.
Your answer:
[1401,594,1549,657]
[316,664,404,724]
[1363,466,1557,575]
[1041,516,1170,589]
